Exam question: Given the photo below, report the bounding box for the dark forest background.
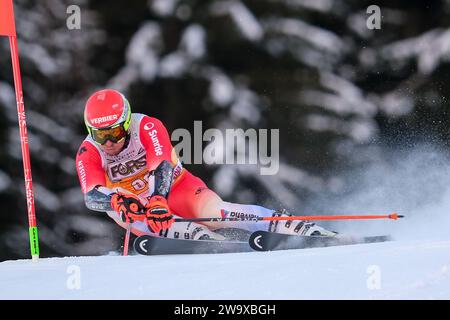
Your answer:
[1,0,450,261]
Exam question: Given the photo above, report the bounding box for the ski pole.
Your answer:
[173,212,404,223]
[123,222,132,256]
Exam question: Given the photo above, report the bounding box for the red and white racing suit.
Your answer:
[76,113,275,238]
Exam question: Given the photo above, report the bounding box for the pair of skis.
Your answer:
[133,231,392,255]
[126,212,402,255]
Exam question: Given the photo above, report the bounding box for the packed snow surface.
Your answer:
[1,238,449,299]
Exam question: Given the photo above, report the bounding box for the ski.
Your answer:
[249,230,392,251]
[133,235,252,255]
[134,232,392,255]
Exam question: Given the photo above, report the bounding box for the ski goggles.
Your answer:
[90,124,128,145]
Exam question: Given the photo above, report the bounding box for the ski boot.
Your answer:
[161,221,226,241]
[268,209,338,237]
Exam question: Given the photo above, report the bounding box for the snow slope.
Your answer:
[2,148,450,300]
[1,238,450,300]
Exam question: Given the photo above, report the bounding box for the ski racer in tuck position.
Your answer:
[76,89,337,242]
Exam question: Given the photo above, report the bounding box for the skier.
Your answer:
[76,89,336,241]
